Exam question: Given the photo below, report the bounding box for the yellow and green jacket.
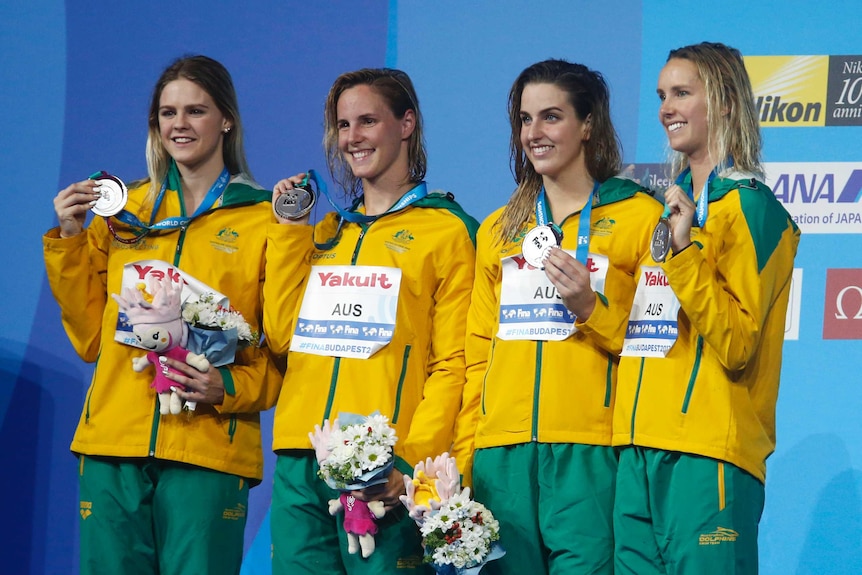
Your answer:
[612,174,801,483]
[43,174,282,482]
[264,191,478,470]
[452,178,662,484]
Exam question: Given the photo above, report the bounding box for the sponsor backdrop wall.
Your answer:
[2,1,860,573]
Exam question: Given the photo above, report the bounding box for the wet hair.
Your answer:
[497,59,621,243]
[664,41,762,179]
[143,55,250,201]
[323,68,426,198]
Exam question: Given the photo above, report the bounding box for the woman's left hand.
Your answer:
[351,468,406,513]
[164,356,225,406]
[543,247,596,320]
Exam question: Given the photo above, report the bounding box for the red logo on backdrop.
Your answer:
[823,269,862,339]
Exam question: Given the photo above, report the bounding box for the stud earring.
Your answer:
[223,126,232,134]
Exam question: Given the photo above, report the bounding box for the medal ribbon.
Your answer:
[660,160,732,227]
[534,180,599,265]
[309,169,428,224]
[308,169,428,250]
[110,161,230,231]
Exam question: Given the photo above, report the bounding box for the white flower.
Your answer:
[316,413,398,488]
[181,293,258,344]
[420,490,500,569]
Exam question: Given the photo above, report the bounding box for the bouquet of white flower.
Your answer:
[311,412,398,490]
[182,293,258,368]
[400,453,505,575]
[309,412,398,558]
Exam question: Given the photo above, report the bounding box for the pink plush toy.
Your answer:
[113,277,210,415]
[310,419,387,558]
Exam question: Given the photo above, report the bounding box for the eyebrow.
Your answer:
[522,106,565,115]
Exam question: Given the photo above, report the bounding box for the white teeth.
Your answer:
[531,145,553,154]
[667,122,685,132]
[352,150,372,160]
[173,137,193,143]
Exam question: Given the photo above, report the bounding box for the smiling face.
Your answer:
[335,84,415,187]
[158,78,230,174]
[657,58,711,163]
[518,82,590,183]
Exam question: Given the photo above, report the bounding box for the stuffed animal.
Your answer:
[309,419,387,558]
[113,276,210,415]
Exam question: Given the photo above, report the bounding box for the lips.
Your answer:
[350,149,373,160]
[172,136,195,144]
[666,122,686,133]
[530,145,553,155]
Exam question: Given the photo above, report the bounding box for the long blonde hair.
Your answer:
[665,42,763,179]
[323,68,427,199]
[496,59,621,243]
[142,55,250,205]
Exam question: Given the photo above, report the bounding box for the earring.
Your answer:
[223,126,232,134]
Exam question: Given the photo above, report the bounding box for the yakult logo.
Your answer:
[643,270,669,287]
[823,268,862,339]
[132,263,186,285]
[511,255,599,272]
[317,271,394,289]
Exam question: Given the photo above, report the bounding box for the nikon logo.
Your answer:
[755,95,821,123]
[745,55,828,127]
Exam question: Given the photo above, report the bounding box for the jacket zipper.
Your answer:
[323,223,369,422]
[480,340,497,416]
[681,336,704,414]
[629,358,646,441]
[392,345,411,424]
[532,341,543,441]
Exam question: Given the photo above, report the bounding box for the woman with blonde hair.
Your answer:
[612,41,801,574]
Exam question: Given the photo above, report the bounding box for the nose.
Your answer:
[524,120,541,142]
[347,123,362,144]
[174,111,190,129]
[659,97,673,119]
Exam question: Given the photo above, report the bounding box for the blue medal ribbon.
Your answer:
[534,180,599,265]
[661,158,734,227]
[308,169,428,250]
[109,161,230,231]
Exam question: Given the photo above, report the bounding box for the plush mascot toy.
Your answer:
[309,419,387,558]
[113,277,210,415]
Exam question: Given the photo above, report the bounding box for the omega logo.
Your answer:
[835,285,862,319]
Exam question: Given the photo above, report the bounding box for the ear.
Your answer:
[582,113,592,142]
[401,109,416,140]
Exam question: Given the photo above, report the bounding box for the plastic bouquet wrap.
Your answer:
[182,292,258,368]
[309,412,398,558]
[400,453,505,574]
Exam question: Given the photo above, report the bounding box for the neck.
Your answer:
[687,155,717,199]
[177,160,226,214]
[362,176,416,216]
[542,169,595,223]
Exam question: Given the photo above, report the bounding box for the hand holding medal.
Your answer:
[273,172,316,222]
[522,224,563,268]
[652,184,695,262]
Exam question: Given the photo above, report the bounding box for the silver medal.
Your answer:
[274,184,316,220]
[91,173,128,217]
[651,218,672,263]
[522,225,562,268]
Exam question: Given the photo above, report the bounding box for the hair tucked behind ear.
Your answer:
[495,59,622,244]
[323,68,427,199]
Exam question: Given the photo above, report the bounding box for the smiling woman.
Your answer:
[42,55,281,575]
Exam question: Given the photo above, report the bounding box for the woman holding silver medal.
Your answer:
[612,42,800,574]
[44,55,281,575]
[263,68,478,574]
[450,59,662,575]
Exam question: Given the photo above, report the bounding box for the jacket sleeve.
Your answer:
[401,225,477,469]
[218,246,284,414]
[451,220,497,487]
[663,190,799,372]
[262,222,314,355]
[42,222,110,362]
[578,195,665,354]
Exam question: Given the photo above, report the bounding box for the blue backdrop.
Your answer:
[3,1,861,573]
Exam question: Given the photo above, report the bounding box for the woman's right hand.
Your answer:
[53,179,100,238]
[272,173,312,225]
